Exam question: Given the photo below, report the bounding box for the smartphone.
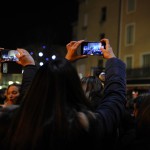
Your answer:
[0,49,19,62]
[1,62,22,74]
[81,42,105,56]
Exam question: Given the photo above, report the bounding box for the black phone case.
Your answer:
[1,62,22,74]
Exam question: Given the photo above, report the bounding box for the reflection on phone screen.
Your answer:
[81,42,103,56]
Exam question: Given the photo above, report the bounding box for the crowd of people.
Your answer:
[0,38,149,150]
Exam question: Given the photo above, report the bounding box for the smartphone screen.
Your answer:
[0,49,19,62]
[81,42,104,56]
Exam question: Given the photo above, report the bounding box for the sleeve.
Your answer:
[18,65,38,104]
[95,57,126,134]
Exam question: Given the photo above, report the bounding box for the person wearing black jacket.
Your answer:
[0,38,126,150]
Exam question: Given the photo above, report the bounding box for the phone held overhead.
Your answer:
[0,49,22,74]
[81,41,105,56]
[0,49,19,62]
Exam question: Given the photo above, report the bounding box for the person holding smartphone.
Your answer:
[1,39,126,150]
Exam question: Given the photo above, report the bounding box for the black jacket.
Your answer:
[0,58,126,150]
[41,58,126,150]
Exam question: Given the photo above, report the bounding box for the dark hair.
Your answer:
[81,76,103,93]
[4,58,93,149]
[134,93,150,116]
[134,93,150,136]
[81,76,104,109]
[0,88,7,104]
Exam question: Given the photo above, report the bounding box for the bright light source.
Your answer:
[39,62,44,66]
[15,81,21,84]
[42,45,46,49]
[46,58,49,61]
[52,55,56,60]
[30,52,34,55]
[8,81,14,85]
[38,52,43,57]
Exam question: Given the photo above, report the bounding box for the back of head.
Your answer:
[22,57,90,115]
[133,93,150,136]
[134,93,150,117]
[81,76,103,93]
[4,58,92,150]
[81,75,104,109]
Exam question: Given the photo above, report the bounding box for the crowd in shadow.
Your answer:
[0,38,149,150]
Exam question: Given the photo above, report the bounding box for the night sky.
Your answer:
[0,0,78,49]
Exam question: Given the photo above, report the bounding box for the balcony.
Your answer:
[126,67,150,89]
[126,67,150,79]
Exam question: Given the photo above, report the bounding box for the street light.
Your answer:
[52,55,56,60]
[38,52,43,57]
[39,62,44,66]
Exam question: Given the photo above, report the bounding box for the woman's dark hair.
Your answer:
[134,93,150,116]
[134,93,150,136]
[3,58,93,150]
[81,76,104,109]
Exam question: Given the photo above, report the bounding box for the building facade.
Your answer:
[73,0,150,92]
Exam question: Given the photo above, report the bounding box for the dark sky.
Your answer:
[0,1,78,49]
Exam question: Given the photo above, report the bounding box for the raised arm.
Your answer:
[95,38,126,134]
[15,49,38,104]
